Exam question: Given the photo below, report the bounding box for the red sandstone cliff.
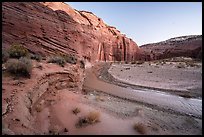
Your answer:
[2,2,142,63]
[140,35,202,60]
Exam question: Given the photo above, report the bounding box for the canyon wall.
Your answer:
[140,35,202,60]
[2,2,142,63]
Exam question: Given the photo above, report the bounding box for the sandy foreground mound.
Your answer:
[2,58,202,135]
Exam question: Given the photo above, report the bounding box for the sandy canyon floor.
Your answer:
[2,57,202,135]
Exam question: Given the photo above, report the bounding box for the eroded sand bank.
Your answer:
[2,58,202,135]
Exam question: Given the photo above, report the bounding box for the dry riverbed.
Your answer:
[2,57,202,135]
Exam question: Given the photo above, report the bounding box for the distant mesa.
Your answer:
[140,35,202,60]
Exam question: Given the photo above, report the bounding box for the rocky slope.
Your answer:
[2,2,142,63]
[140,35,202,60]
[2,60,85,135]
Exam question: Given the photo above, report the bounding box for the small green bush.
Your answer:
[2,50,9,63]
[47,56,66,67]
[5,57,32,78]
[8,44,29,59]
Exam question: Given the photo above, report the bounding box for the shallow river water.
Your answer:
[83,66,202,119]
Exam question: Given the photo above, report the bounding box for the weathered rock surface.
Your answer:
[2,2,142,63]
[140,35,202,60]
[2,2,201,62]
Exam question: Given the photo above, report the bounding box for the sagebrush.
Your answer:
[8,44,29,59]
[5,57,32,78]
[47,56,66,67]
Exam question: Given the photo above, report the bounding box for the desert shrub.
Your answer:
[5,57,32,78]
[75,111,100,128]
[30,53,42,62]
[79,60,85,69]
[47,56,66,67]
[8,44,29,59]
[72,107,81,115]
[2,50,9,63]
[75,117,90,128]
[63,54,77,64]
[134,123,147,134]
[87,111,100,124]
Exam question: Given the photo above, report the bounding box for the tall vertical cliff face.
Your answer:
[2,2,142,63]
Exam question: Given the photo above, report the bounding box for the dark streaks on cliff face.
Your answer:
[122,37,127,61]
[2,2,142,63]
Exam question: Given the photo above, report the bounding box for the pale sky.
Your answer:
[66,2,202,46]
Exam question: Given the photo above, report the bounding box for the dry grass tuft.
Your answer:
[87,111,100,124]
[134,123,147,134]
[75,111,101,128]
